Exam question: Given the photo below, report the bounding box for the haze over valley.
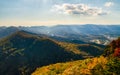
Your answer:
[1,25,120,45]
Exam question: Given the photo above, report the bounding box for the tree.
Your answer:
[114,48,120,58]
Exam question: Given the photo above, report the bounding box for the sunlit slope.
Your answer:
[32,56,107,75]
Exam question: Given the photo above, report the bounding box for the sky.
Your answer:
[0,0,120,26]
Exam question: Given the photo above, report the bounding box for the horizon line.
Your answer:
[0,24,120,27]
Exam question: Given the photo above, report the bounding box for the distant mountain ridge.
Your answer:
[0,26,18,38]
[20,24,120,35]
[0,25,120,45]
[19,25,120,44]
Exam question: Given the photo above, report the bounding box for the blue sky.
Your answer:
[0,0,120,26]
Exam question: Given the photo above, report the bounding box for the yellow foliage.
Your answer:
[32,56,107,75]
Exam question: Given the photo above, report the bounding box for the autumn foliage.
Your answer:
[114,48,120,57]
[104,37,120,57]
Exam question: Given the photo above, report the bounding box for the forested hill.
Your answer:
[0,31,83,75]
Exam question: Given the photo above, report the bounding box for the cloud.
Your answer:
[105,2,114,7]
[52,3,108,16]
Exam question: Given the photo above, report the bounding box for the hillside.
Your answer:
[32,56,107,75]
[0,30,106,75]
[0,31,83,75]
[32,37,120,75]
[32,56,120,75]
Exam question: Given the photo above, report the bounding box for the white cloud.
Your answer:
[105,2,114,7]
[52,3,108,16]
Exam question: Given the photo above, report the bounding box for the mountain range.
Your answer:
[20,25,120,43]
[0,25,120,75]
